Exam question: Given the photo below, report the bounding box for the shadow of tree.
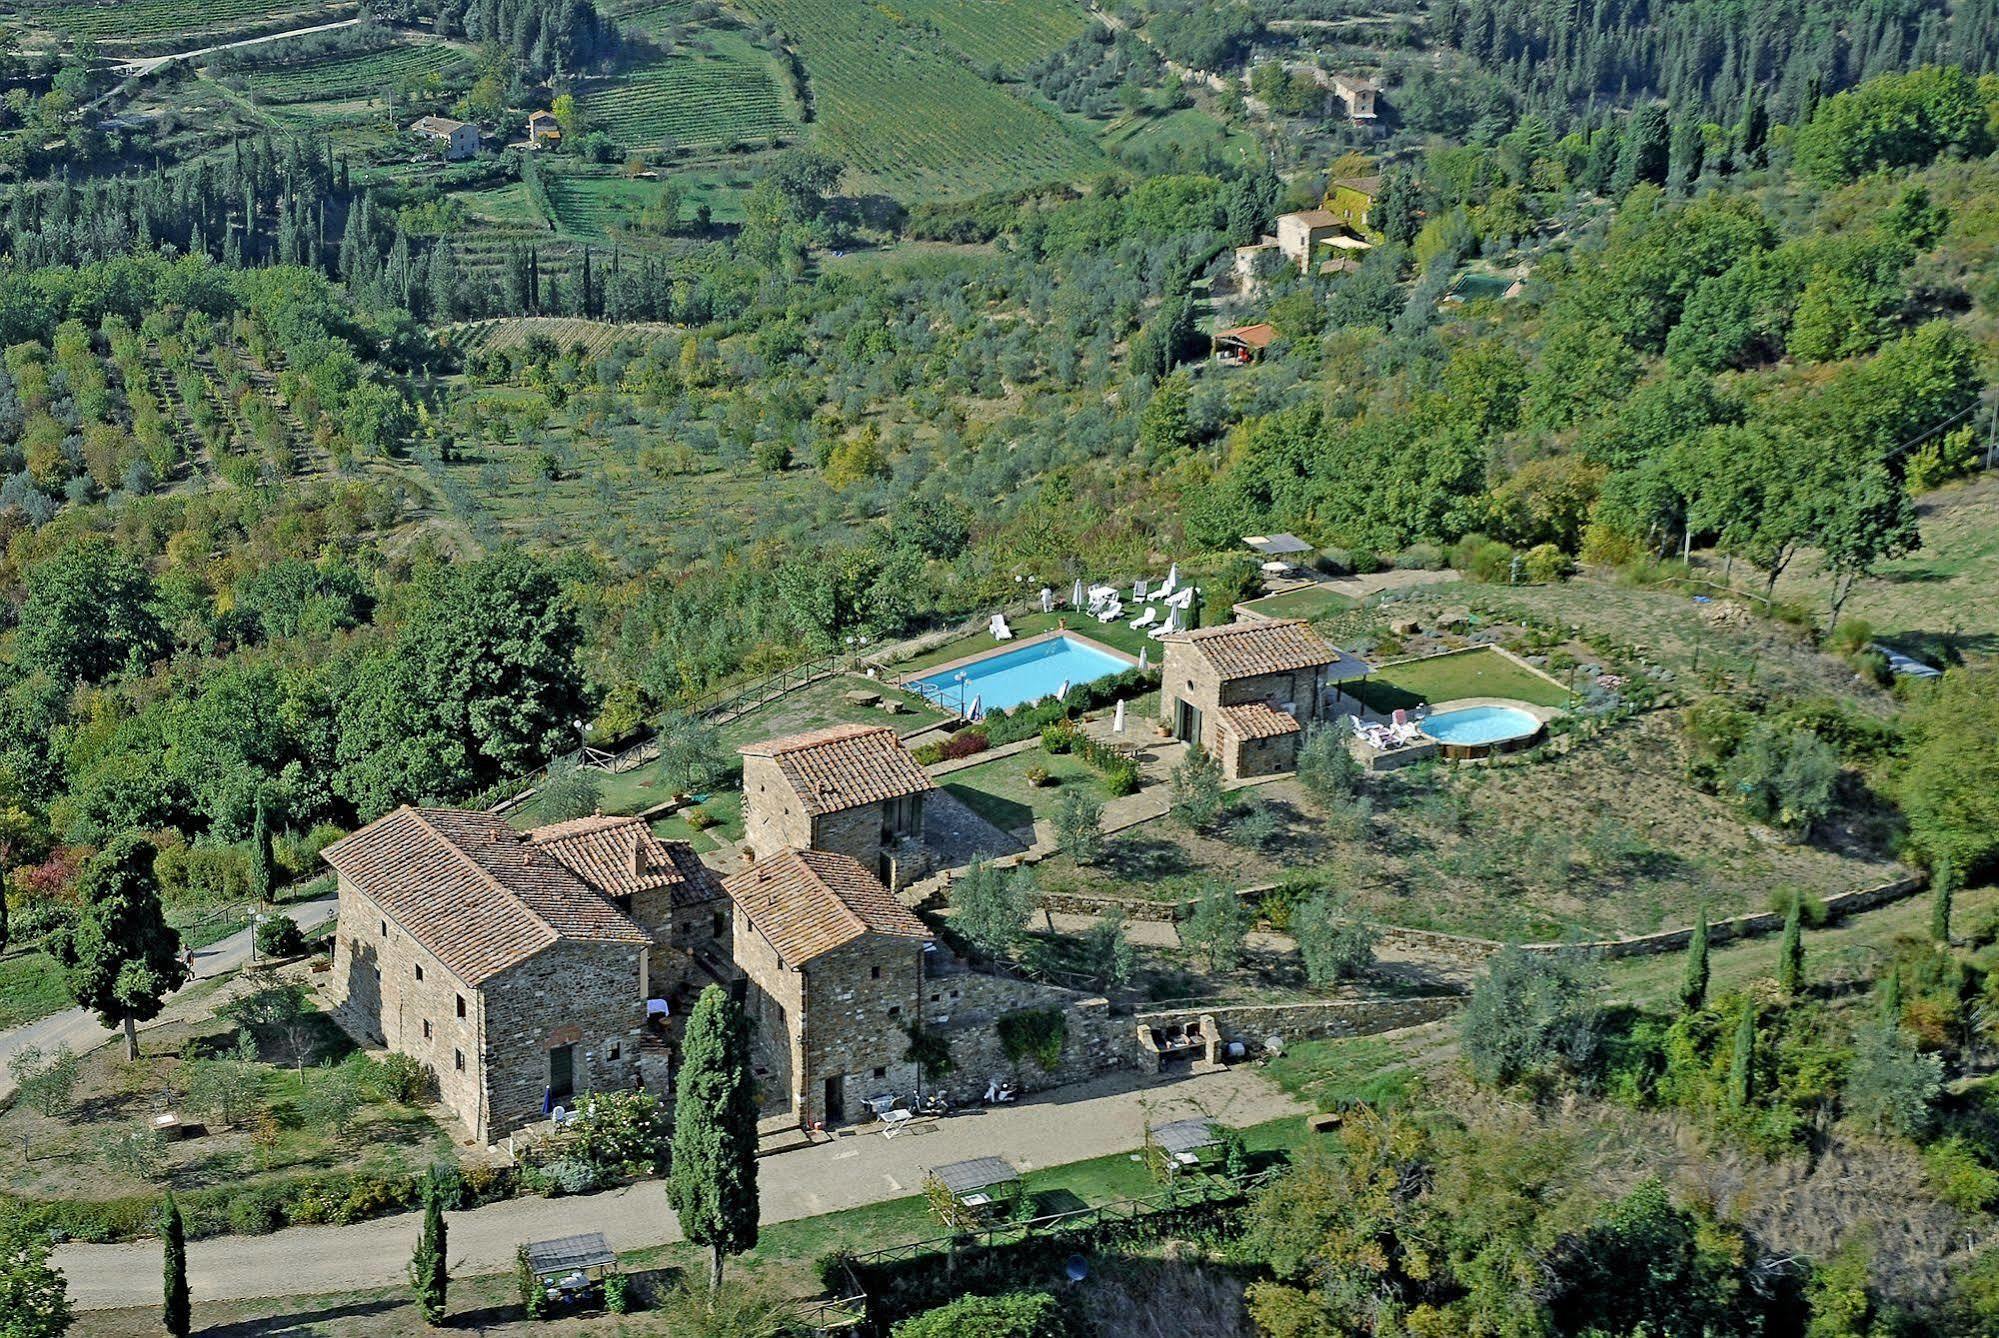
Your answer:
[197,1298,402,1337]
[1102,836,1187,881]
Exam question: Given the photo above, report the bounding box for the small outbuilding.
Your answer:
[1158,619,1371,779]
[410,114,480,160]
[527,109,561,148]
[1212,322,1278,365]
[520,1232,618,1309]
[1146,1117,1221,1176]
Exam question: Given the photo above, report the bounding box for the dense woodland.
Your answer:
[0,0,1994,1329]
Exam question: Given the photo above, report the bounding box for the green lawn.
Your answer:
[1262,1035,1417,1113]
[1239,586,1356,621]
[1348,647,1573,713]
[941,746,1115,835]
[0,949,70,1030]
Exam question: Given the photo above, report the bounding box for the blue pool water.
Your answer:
[1420,705,1541,745]
[910,635,1131,714]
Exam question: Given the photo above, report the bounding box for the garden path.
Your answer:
[0,897,337,1100]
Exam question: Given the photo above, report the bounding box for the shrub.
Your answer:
[1396,542,1445,570]
[1169,749,1225,830]
[911,741,945,765]
[1294,894,1376,985]
[1925,1137,1999,1213]
[254,915,307,959]
[1453,534,1516,584]
[1040,722,1078,753]
[369,1051,430,1104]
[996,1008,1066,1072]
[1521,543,1572,583]
[684,806,718,830]
[564,1090,669,1177]
[939,729,991,761]
[1051,789,1103,864]
[605,1272,637,1313]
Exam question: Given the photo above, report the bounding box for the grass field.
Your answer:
[1348,647,1573,713]
[896,0,1091,72]
[1099,104,1260,165]
[738,0,1107,197]
[580,29,795,148]
[540,168,682,240]
[20,0,334,39]
[448,316,682,358]
[942,745,1117,834]
[241,42,464,105]
[1239,585,1356,621]
[0,948,70,1030]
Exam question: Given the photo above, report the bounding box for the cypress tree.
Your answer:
[162,1191,189,1338]
[1930,865,1954,943]
[1727,1006,1755,1109]
[248,796,274,906]
[1778,893,1804,995]
[668,984,759,1289]
[409,1172,448,1324]
[1678,905,1709,1013]
[1879,964,1902,1029]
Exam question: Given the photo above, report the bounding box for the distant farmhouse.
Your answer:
[527,109,561,148]
[1331,74,1379,120]
[410,114,480,160]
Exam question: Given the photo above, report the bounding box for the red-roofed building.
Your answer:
[322,806,716,1142]
[740,723,935,891]
[1159,619,1371,778]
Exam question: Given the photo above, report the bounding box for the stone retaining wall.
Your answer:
[1134,995,1462,1048]
[924,970,1131,1094]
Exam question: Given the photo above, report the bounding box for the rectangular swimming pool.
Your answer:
[907,634,1133,715]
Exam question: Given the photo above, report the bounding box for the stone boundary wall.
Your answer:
[925,969,1130,1095]
[1134,995,1462,1047]
[1037,874,1927,958]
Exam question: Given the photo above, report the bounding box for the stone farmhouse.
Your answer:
[409,114,480,160]
[740,723,935,892]
[724,847,933,1128]
[322,807,723,1142]
[1158,619,1370,778]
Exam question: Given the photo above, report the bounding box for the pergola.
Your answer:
[522,1232,618,1301]
[1147,1117,1220,1174]
[927,1156,1023,1223]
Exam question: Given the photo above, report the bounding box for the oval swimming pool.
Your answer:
[1420,705,1542,746]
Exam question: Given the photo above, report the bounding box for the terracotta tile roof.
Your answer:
[723,849,931,966]
[1283,208,1341,228]
[739,723,933,817]
[528,813,723,909]
[1163,619,1341,679]
[322,807,650,986]
[1218,701,1303,740]
[1214,323,1278,348]
[1333,175,1382,197]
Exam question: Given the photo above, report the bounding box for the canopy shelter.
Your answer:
[1243,534,1312,557]
[931,1155,1021,1202]
[1212,323,1277,365]
[1147,1117,1220,1177]
[522,1232,618,1288]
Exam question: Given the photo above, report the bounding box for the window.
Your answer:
[453,1049,465,1072]
[712,911,727,937]
[870,965,881,980]
[414,963,424,982]
[380,920,388,937]
[422,1019,432,1039]
[872,1066,887,1079]
[887,1005,901,1017]
[608,1042,622,1061]
[455,995,466,1019]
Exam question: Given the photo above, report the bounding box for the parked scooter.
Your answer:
[982,1077,1018,1105]
[918,1090,953,1118]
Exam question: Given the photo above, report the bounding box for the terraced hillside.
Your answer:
[578,29,795,149]
[242,42,465,105]
[897,0,1091,73]
[738,0,1106,198]
[14,0,339,40]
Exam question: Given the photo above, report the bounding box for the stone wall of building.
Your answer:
[797,933,928,1126]
[741,753,815,861]
[811,802,885,877]
[481,940,647,1140]
[324,875,490,1140]
[924,970,1131,1096]
[733,903,805,1120]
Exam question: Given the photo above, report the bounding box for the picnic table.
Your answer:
[879,1108,914,1138]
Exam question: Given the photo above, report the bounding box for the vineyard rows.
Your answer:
[24,0,330,39]
[895,0,1090,73]
[738,0,1104,197]
[244,43,463,105]
[581,56,793,149]
[448,317,681,358]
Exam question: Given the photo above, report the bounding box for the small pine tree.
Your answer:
[1727,1006,1756,1109]
[1679,905,1710,1013]
[1930,865,1954,943]
[1778,894,1804,994]
[409,1172,448,1324]
[162,1191,189,1338]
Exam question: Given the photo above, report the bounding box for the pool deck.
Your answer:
[900,627,1139,684]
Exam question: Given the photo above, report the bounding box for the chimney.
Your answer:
[629,837,647,877]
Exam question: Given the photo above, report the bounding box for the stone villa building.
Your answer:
[1158,619,1370,778]
[322,807,723,1142]
[739,723,935,891]
[723,847,933,1127]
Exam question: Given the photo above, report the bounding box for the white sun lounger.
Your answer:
[1096,600,1123,622]
[990,614,1014,640]
[1129,608,1159,631]
[1349,715,1393,750]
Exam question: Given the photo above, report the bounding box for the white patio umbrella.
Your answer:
[1113,700,1126,733]
[967,694,982,721]
[1138,647,1148,669]
[1165,562,1178,589]
[1071,578,1085,607]
[1056,680,1070,700]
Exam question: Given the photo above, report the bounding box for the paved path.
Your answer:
[0,897,337,1100]
[110,18,364,77]
[55,1066,1301,1309]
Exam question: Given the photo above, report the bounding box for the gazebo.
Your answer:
[519,1232,618,1310]
[925,1156,1023,1226]
[1146,1117,1220,1178]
